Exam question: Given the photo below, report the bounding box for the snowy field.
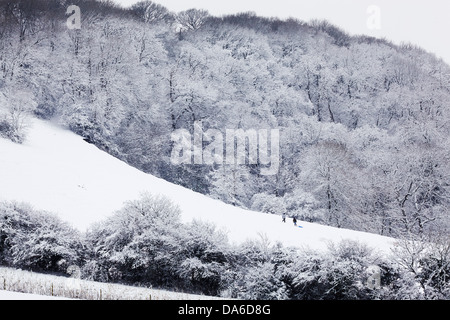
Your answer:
[0,290,71,300]
[0,118,397,253]
[0,267,219,300]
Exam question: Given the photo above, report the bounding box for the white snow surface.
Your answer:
[0,291,71,300]
[0,118,397,253]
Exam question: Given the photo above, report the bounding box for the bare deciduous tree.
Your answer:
[176,9,209,31]
[130,0,173,24]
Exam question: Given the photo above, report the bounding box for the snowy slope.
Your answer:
[0,118,397,253]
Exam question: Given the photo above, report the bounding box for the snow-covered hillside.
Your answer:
[0,118,396,253]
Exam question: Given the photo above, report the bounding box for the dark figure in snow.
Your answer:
[282,213,286,223]
[293,217,297,226]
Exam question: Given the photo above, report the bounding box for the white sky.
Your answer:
[112,0,450,65]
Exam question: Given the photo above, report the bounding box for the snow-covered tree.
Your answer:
[176,9,209,32]
[130,1,174,24]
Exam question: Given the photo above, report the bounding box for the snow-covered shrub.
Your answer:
[0,119,23,143]
[391,235,450,300]
[283,190,324,223]
[84,195,236,296]
[371,260,420,300]
[288,250,327,300]
[237,262,289,300]
[178,258,226,296]
[235,234,275,266]
[288,240,381,300]
[0,201,82,273]
[250,191,324,223]
[176,220,230,296]
[84,193,185,287]
[224,236,292,299]
[250,193,287,215]
[319,240,380,300]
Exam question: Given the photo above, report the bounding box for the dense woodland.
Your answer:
[1,1,450,239]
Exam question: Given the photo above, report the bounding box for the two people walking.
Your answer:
[282,213,297,226]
